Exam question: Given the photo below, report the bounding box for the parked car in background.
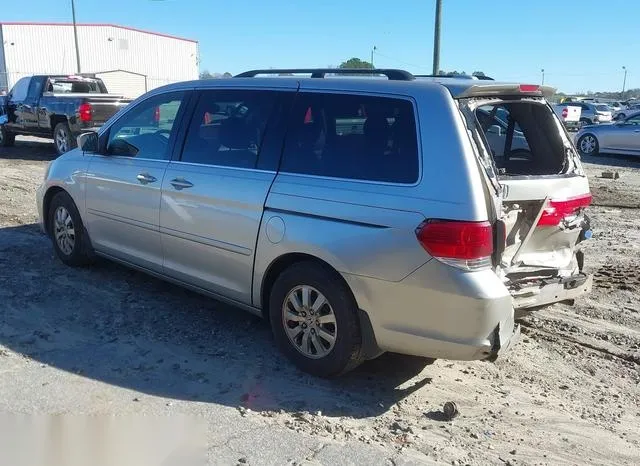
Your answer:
[36,69,592,376]
[0,75,131,154]
[614,101,640,120]
[607,101,623,113]
[553,103,582,130]
[564,102,612,127]
[575,111,640,157]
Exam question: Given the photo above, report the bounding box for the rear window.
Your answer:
[47,78,105,94]
[474,101,568,176]
[595,105,610,111]
[280,92,419,183]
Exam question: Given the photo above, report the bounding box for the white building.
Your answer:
[0,22,199,97]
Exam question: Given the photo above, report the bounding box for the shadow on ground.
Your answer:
[0,137,57,161]
[0,224,433,418]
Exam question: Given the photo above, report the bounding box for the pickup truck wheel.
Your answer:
[53,122,74,155]
[269,262,364,377]
[48,191,92,266]
[0,126,15,147]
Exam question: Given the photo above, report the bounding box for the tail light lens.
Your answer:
[78,103,92,122]
[416,220,494,271]
[519,84,540,93]
[537,193,592,227]
[153,106,161,123]
[561,108,568,118]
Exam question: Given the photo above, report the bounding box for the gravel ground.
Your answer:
[1,136,639,465]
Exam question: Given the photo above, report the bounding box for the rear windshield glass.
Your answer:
[595,105,610,111]
[47,78,105,94]
[473,101,568,176]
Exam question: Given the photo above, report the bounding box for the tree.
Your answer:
[199,70,214,79]
[222,72,232,78]
[339,58,374,69]
[472,71,486,77]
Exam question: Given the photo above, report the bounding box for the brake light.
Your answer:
[153,106,161,123]
[416,220,494,271]
[78,103,92,122]
[519,84,540,93]
[562,108,568,118]
[537,194,592,227]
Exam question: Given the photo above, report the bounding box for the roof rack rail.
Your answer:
[414,74,494,81]
[235,68,415,81]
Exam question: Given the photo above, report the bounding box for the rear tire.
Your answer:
[269,262,364,377]
[0,125,15,147]
[577,134,599,156]
[579,118,591,129]
[48,191,92,267]
[53,122,75,155]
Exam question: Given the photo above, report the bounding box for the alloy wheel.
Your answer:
[579,135,597,155]
[282,285,337,359]
[56,128,69,153]
[54,206,75,255]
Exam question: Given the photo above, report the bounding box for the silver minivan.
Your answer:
[36,69,593,376]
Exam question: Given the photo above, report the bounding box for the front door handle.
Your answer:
[170,178,194,190]
[136,173,157,184]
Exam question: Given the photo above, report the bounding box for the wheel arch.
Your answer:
[50,115,69,137]
[42,186,69,236]
[259,252,382,360]
[260,253,355,319]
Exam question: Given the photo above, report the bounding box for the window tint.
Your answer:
[106,91,185,159]
[281,93,419,183]
[9,78,30,101]
[27,78,43,100]
[180,90,278,168]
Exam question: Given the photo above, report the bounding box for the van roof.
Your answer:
[160,68,556,99]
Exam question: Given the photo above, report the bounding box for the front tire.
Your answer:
[48,191,92,266]
[53,122,75,155]
[577,133,599,156]
[269,262,364,377]
[0,125,15,147]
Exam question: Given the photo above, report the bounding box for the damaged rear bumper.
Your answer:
[509,273,593,309]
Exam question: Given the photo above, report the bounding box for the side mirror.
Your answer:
[77,131,99,153]
[487,124,502,136]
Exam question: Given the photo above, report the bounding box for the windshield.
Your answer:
[595,104,610,111]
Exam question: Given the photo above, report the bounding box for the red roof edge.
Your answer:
[0,22,197,44]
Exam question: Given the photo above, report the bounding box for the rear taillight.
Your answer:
[153,106,161,123]
[562,108,568,118]
[519,84,540,93]
[78,103,92,122]
[537,193,592,227]
[416,220,494,271]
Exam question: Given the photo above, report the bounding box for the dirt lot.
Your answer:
[1,136,639,465]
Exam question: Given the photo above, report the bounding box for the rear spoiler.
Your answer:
[453,83,556,99]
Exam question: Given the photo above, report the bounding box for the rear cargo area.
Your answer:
[461,96,592,309]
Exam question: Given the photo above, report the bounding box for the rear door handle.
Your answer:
[170,178,194,190]
[136,173,157,184]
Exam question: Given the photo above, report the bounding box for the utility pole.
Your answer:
[371,46,376,68]
[432,0,442,75]
[541,68,545,85]
[71,0,81,73]
[622,66,627,97]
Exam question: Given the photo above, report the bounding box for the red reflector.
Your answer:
[416,220,493,260]
[78,103,92,122]
[538,193,592,226]
[519,84,540,92]
[154,106,161,122]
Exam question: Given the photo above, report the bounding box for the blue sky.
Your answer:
[2,0,636,93]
